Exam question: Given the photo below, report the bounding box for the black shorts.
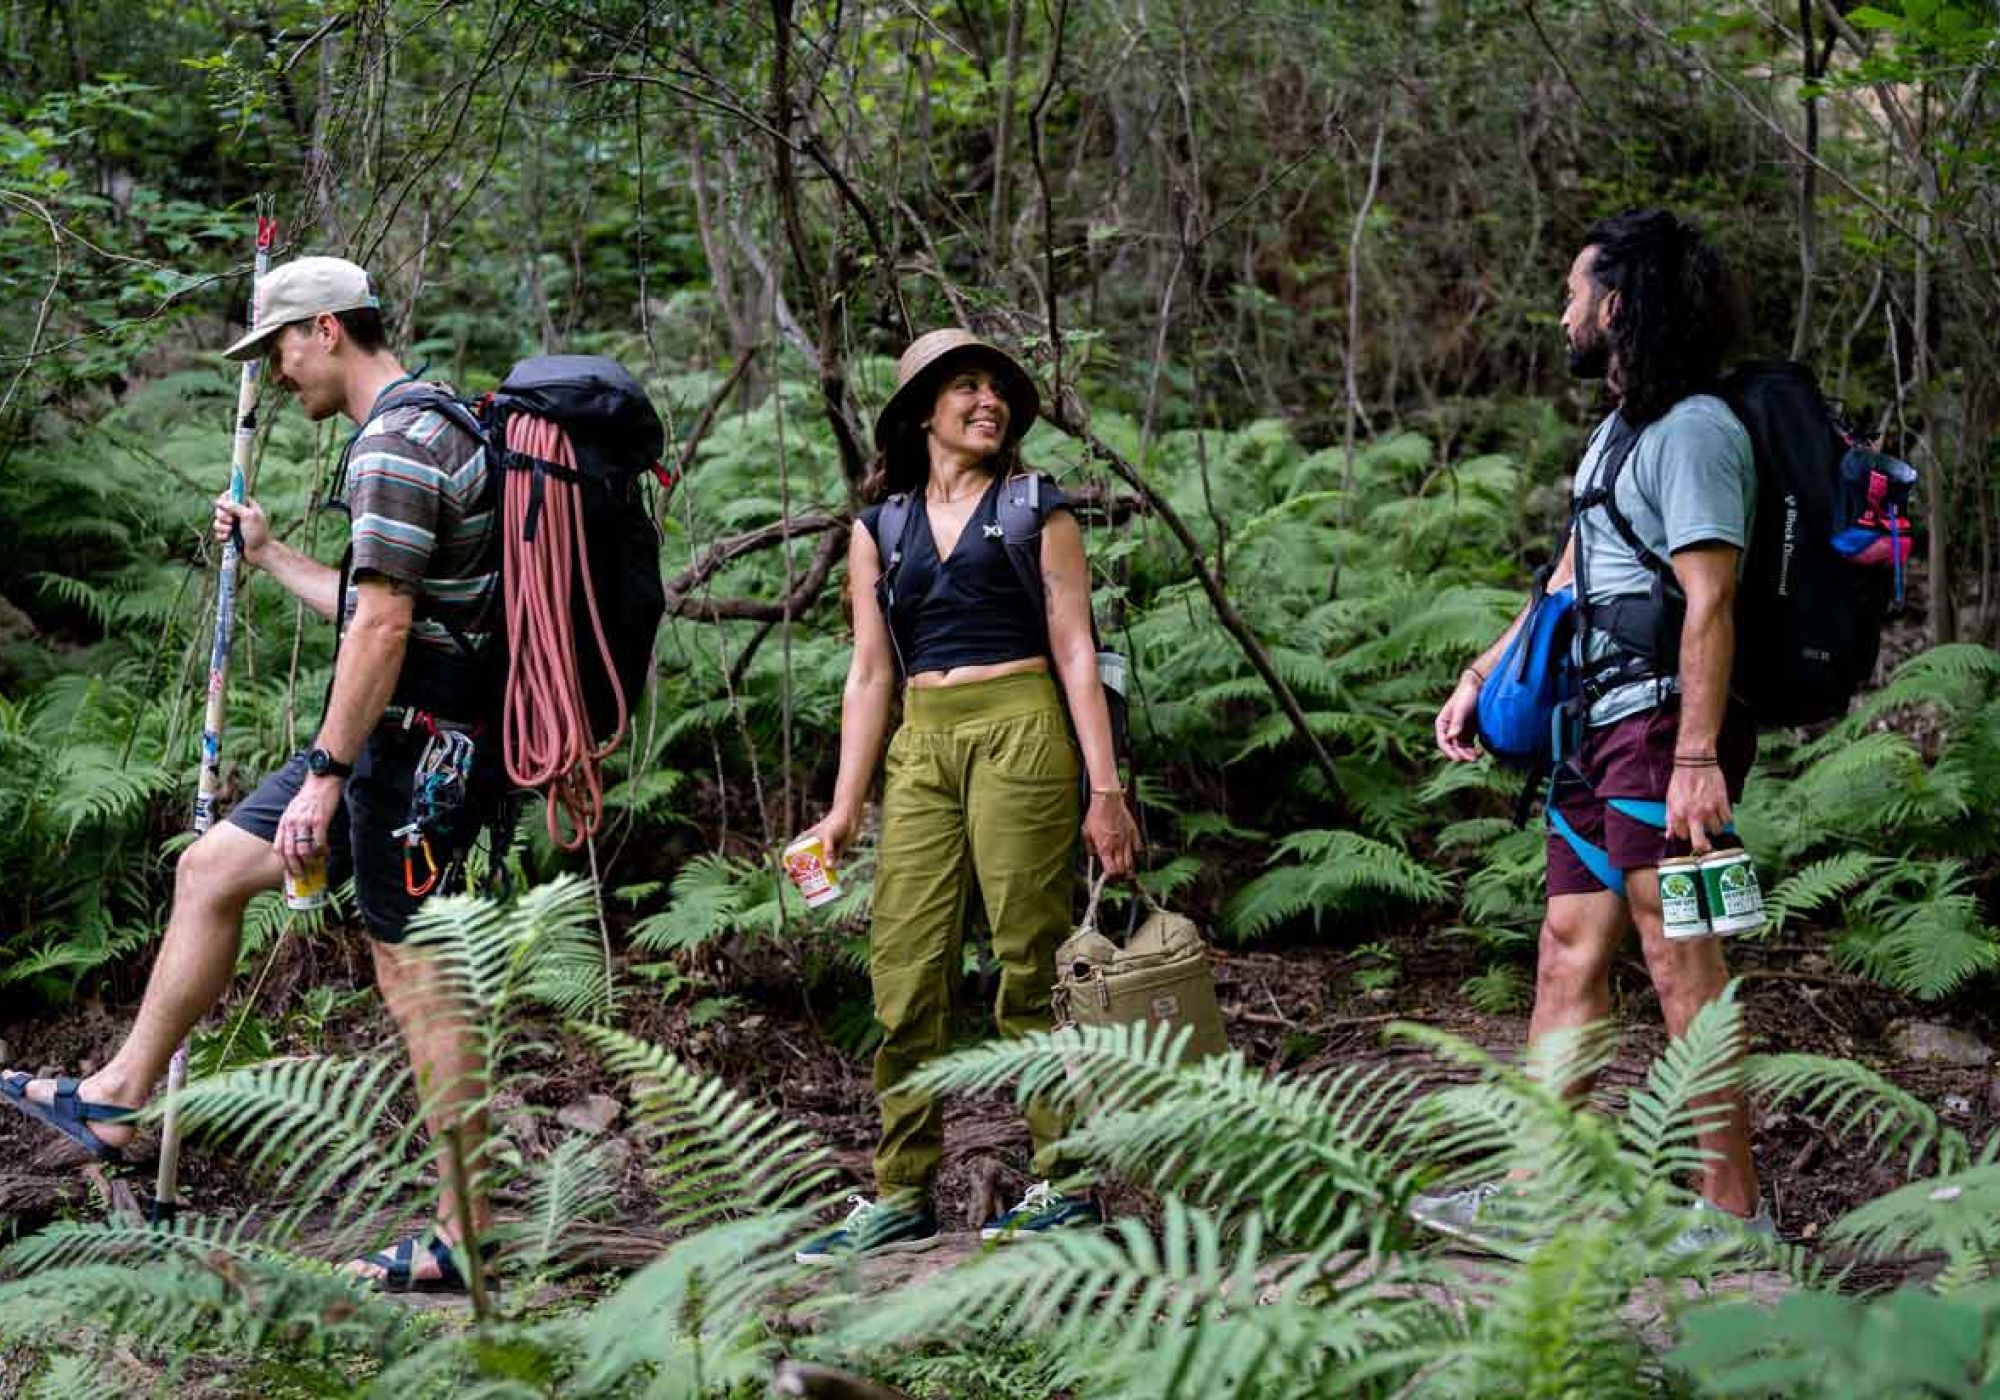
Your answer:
[227,726,492,943]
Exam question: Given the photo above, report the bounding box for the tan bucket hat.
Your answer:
[222,256,382,361]
[872,328,1040,451]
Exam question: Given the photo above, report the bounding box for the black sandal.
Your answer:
[0,1071,134,1164]
[355,1233,499,1295]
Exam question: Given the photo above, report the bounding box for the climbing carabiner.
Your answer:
[403,833,440,897]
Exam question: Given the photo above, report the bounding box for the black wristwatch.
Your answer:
[306,747,353,779]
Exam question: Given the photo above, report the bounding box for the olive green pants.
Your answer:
[870,671,1080,1197]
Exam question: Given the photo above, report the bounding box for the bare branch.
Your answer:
[663,513,847,613]
[669,522,846,623]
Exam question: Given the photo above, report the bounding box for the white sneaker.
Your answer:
[1665,1197,1777,1260]
[1408,1181,1506,1245]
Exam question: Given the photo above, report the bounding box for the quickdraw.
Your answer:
[396,717,480,897]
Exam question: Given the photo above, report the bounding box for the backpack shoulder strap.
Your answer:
[872,492,915,593]
[868,492,916,676]
[997,472,1052,622]
[1573,418,1668,578]
[372,383,489,451]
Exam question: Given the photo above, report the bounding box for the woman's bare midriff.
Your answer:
[906,655,1049,688]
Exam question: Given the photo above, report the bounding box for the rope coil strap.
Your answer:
[499,415,630,850]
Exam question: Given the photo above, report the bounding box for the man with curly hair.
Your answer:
[1420,210,1772,1254]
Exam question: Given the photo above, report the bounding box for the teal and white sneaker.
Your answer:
[1408,1180,1507,1246]
[794,1195,940,1265]
[979,1181,1103,1242]
[1665,1197,1777,1261]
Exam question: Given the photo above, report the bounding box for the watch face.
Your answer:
[308,749,331,775]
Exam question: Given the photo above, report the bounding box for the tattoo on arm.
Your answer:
[1042,563,1068,620]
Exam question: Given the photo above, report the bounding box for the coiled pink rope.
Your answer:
[501,415,630,849]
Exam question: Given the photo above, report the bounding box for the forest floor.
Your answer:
[3,909,1992,1297]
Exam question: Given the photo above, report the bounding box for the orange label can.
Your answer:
[284,853,329,912]
[782,834,842,908]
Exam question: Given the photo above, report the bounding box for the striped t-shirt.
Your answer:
[336,385,497,659]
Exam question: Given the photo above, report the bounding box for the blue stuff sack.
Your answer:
[1476,584,1575,772]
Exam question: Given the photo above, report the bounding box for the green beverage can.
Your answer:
[1699,845,1766,937]
[1658,855,1710,940]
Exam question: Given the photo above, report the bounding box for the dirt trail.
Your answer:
[2,927,1988,1286]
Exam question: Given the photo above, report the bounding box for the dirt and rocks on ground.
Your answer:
[4,908,1993,1281]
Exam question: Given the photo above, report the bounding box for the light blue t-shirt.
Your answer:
[1572,394,1755,726]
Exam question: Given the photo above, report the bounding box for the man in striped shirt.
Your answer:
[0,257,499,1293]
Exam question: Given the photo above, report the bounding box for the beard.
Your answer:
[1566,333,1610,380]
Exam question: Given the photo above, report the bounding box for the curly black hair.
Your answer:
[1581,209,1737,424]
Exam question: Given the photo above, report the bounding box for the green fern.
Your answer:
[580,1023,837,1231]
[1223,828,1448,940]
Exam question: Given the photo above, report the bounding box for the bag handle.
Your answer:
[1079,859,1162,943]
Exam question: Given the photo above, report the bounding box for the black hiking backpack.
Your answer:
[1722,360,1912,725]
[1574,360,1915,729]
[870,472,1131,757]
[401,355,669,744]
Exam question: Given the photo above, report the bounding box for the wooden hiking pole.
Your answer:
[154,208,276,1223]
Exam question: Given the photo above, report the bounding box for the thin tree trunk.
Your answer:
[988,0,1025,261]
[1913,115,1951,644]
[1791,0,1820,359]
[1331,103,1387,600]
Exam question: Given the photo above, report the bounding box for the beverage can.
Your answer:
[782,833,842,908]
[1658,855,1710,940]
[1700,845,1766,937]
[284,853,329,912]
[1096,650,1128,700]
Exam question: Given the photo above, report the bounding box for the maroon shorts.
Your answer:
[1545,701,1756,898]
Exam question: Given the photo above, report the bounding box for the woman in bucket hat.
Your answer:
[794,329,1139,1262]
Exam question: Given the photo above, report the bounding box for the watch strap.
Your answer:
[308,747,354,779]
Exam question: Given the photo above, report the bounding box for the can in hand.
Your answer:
[782,833,843,908]
[1700,843,1767,937]
[1658,855,1711,940]
[284,852,329,912]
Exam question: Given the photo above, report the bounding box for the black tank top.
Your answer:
[865,476,1063,674]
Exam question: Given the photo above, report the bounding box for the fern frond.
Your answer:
[569,1213,802,1396]
[838,1202,1394,1399]
[507,1134,623,1275]
[1763,851,1883,928]
[1619,991,1746,1179]
[1829,1164,2000,1274]
[25,1354,124,1400]
[579,1024,835,1231]
[1223,829,1447,940]
[150,1055,429,1246]
[1836,861,2000,999]
[1743,1052,1965,1178]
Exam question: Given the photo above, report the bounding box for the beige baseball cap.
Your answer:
[221,256,382,361]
